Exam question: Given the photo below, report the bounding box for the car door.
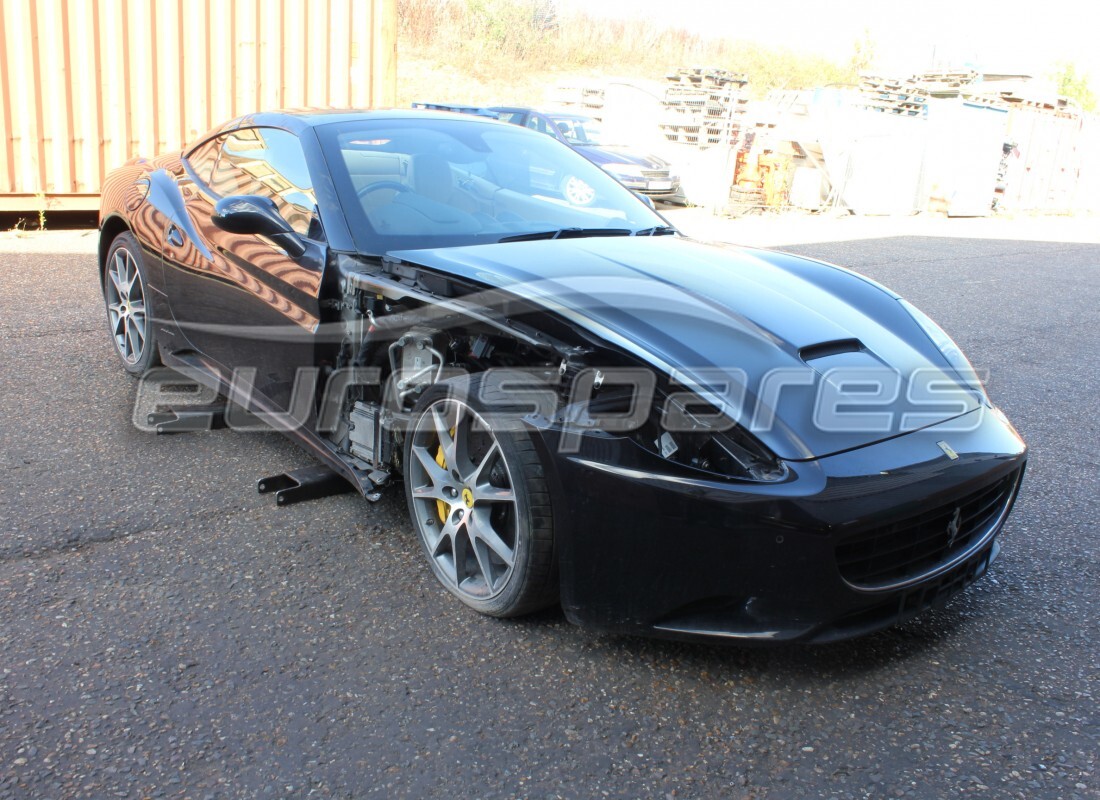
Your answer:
[162,126,326,412]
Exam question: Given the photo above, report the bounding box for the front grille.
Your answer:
[817,540,997,643]
[836,470,1020,589]
[641,169,670,180]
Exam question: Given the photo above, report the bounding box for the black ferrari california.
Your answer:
[98,109,1026,643]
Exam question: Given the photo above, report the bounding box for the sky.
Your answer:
[558,0,1100,86]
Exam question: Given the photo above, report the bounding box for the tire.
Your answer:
[103,231,160,376]
[403,372,558,617]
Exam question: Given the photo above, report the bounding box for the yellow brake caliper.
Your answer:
[435,443,449,522]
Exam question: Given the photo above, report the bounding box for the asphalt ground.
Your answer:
[0,235,1097,799]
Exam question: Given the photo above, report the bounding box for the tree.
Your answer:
[850,28,876,76]
[1052,61,1096,112]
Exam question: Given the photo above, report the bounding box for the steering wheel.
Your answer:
[356,181,410,200]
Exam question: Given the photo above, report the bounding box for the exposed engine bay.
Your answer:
[324,254,785,496]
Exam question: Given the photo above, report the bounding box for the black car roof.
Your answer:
[211,108,509,136]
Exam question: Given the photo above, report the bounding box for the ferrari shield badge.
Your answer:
[938,441,960,460]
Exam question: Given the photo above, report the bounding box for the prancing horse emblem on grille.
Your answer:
[946,507,963,548]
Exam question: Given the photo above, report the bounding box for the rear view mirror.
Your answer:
[633,191,656,210]
[212,195,306,258]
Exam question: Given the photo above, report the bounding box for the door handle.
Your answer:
[166,223,185,248]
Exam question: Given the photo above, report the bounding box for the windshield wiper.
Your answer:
[498,227,634,243]
[632,225,678,236]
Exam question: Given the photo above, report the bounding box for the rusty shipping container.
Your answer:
[0,0,397,212]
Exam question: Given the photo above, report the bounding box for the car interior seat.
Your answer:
[365,152,482,235]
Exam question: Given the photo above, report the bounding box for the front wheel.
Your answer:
[403,373,558,617]
[103,231,160,375]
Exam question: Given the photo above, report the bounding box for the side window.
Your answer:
[525,114,553,136]
[209,127,318,237]
[550,118,575,141]
[184,136,223,185]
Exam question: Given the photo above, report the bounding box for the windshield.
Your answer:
[315,117,664,255]
[548,115,607,146]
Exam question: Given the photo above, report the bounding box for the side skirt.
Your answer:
[159,349,384,499]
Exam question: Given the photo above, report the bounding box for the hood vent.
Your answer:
[799,338,864,363]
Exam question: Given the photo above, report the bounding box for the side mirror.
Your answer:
[212,195,306,258]
[633,191,656,210]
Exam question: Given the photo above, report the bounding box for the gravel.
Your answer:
[0,237,1096,799]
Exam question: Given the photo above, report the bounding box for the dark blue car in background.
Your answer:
[489,106,681,203]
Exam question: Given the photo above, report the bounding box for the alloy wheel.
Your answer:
[105,247,147,365]
[407,397,519,601]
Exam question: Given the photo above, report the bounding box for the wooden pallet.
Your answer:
[864,89,928,102]
[909,70,980,89]
[551,84,606,108]
[859,103,926,117]
[666,67,748,88]
[661,130,740,146]
[663,105,746,122]
[660,120,743,133]
[665,86,748,103]
[960,93,1008,110]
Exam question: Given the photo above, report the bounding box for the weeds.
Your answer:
[397,0,858,97]
[35,191,46,231]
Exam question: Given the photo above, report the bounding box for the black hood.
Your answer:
[388,236,982,461]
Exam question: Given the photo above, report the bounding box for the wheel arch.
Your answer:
[98,214,132,289]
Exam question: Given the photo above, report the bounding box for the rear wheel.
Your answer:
[104,231,160,375]
[403,373,557,617]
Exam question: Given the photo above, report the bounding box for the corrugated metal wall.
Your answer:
[0,0,397,211]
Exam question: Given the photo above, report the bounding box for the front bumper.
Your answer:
[534,406,1026,644]
[605,173,680,197]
